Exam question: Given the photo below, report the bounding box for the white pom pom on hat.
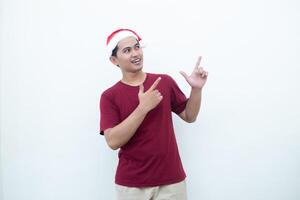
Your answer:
[106,28,142,57]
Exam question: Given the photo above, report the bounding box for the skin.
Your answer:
[105,36,208,150]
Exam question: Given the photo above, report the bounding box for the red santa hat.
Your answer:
[106,28,142,57]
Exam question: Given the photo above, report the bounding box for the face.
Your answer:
[110,36,143,73]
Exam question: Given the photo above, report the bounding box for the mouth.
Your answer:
[131,58,142,65]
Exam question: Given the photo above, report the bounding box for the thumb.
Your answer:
[180,71,189,81]
[139,84,144,94]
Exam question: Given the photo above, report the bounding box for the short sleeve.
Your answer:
[169,76,189,114]
[99,92,120,135]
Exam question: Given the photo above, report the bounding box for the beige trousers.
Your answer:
[115,180,187,200]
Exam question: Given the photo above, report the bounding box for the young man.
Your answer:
[100,28,208,200]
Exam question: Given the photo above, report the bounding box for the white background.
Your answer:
[1,0,300,199]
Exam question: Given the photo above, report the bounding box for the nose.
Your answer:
[131,48,139,57]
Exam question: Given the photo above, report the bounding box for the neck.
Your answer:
[121,70,146,86]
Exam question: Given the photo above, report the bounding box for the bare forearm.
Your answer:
[185,88,202,122]
[179,56,207,122]
[104,106,148,150]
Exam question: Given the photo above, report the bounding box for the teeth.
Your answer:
[132,58,141,64]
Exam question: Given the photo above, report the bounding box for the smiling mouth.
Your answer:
[131,58,142,65]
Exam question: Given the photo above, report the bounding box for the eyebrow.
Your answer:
[121,42,140,51]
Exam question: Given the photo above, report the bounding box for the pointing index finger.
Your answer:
[148,77,161,91]
[194,56,202,69]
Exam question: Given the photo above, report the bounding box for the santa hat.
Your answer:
[106,28,142,57]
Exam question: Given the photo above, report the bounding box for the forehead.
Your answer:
[117,36,138,49]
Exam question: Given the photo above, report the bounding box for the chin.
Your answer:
[132,63,143,70]
[130,66,143,73]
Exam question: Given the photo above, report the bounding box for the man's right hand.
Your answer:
[138,77,163,113]
[103,77,163,150]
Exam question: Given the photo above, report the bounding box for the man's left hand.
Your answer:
[180,56,208,89]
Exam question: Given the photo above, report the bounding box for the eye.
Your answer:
[135,44,140,49]
[123,48,130,53]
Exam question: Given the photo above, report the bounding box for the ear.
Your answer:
[109,56,119,67]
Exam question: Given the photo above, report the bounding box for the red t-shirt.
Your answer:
[99,73,188,187]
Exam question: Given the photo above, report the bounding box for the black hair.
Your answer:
[111,45,119,57]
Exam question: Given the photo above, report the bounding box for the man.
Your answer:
[100,28,208,200]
